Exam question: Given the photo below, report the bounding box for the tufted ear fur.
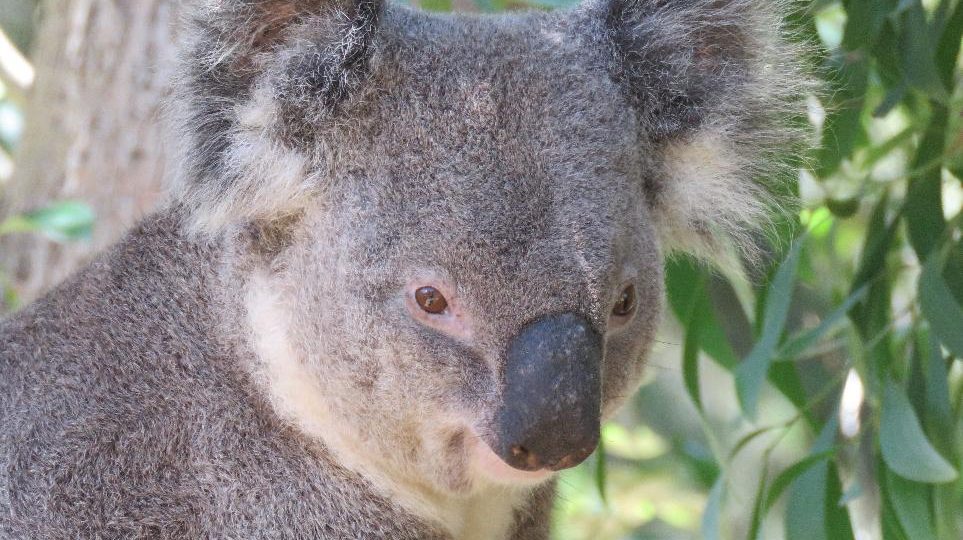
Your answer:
[603,0,812,263]
[171,0,384,234]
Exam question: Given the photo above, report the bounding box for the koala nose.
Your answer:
[494,313,602,472]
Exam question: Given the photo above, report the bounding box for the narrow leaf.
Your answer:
[594,436,608,504]
[682,300,705,411]
[701,476,725,540]
[764,451,836,511]
[786,418,843,540]
[778,285,869,360]
[904,111,948,259]
[919,251,963,358]
[737,239,804,418]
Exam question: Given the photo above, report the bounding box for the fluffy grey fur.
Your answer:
[1,0,808,537]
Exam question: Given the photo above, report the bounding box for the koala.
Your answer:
[0,0,807,538]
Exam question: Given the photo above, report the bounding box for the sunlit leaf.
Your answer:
[418,0,452,11]
[594,436,607,505]
[0,201,95,242]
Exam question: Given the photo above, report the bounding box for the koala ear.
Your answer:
[603,0,811,263]
[172,0,384,235]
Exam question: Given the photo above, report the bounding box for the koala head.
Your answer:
[173,0,806,496]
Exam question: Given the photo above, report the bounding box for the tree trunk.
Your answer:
[1,0,180,308]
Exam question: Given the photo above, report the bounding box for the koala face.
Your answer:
[178,0,806,496]
[250,11,664,491]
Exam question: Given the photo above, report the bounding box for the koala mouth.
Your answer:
[481,313,603,477]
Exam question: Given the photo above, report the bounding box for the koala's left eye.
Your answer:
[415,287,449,314]
[612,284,637,317]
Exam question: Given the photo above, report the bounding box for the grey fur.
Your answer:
[1,0,808,537]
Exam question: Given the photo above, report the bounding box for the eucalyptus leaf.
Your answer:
[736,238,804,419]
[918,250,963,359]
[778,285,869,361]
[594,436,607,504]
[701,476,725,540]
[880,380,958,483]
[885,469,938,540]
[905,112,948,259]
[0,201,95,242]
[764,450,835,512]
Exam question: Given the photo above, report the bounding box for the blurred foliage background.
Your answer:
[1,0,962,539]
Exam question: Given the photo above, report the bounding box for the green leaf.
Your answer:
[736,239,804,419]
[919,250,963,359]
[942,241,963,304]
[747,462,769,540]
[665,257,739,368]
[701,476,725,540]
[682,290,706,411]
[0,201,95,242]
[594,436,607,504]
[816,53,869,175]
[825,198,860,218]
[729,425,782,461]
[764,450,836,512]
[786,418,853,540]
[884,468,938,540]
[935,0,963,88]
[418,0,452,11]
[898,1,951,101]
[778,285,869,360]
[824,465,855,540]
[880,379,959,483]
[849,196,899,383]
[919,328,956,456]
[851,194,898,291]
[904,110,948,260]
[841,0,896,51]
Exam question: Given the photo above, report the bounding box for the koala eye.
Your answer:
[415,286,449,314]
[612,284,637,317]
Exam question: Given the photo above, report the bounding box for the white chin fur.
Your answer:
[468,432,556,486]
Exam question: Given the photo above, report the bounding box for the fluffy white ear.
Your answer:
[171,0,384,235]
[603,0,812,263]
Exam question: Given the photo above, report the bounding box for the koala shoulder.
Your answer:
[0,214,447,539]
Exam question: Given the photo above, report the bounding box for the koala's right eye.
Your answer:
[415,287,449,314]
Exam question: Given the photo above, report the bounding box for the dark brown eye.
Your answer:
[613,284,637,317]
[415,287,449,314]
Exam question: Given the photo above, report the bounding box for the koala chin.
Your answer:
[0,0,810,538]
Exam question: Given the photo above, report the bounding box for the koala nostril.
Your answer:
[509,445,542,470]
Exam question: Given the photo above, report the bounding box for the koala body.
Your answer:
[0,0,807,538]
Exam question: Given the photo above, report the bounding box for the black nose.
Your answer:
[494,313,602,472]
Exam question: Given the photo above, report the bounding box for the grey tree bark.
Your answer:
[1,0,180,307]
